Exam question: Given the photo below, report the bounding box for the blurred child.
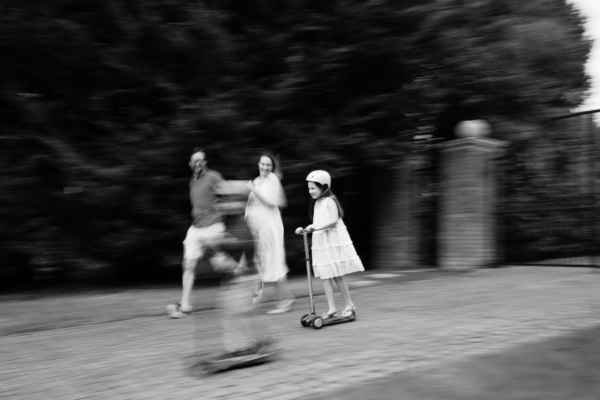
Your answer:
[204,181,276,364]
[300,170,364,319]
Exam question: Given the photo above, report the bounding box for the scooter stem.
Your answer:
[303,231,316,314]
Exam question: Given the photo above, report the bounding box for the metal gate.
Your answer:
[501,110,600,267]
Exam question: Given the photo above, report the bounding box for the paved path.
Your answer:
[0,269,455,336]
[2,267,600,400]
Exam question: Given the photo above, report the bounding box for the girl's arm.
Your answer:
[306,198,339,232]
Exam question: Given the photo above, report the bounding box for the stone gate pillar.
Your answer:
[371,157,419,269]
[438,120,507,270]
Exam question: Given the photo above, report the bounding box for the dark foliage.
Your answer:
[0,0,590,284]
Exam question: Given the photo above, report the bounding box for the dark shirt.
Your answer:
[190,169,224,228]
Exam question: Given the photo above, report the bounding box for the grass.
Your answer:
[309,324,600,400]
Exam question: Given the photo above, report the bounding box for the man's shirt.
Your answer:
[190,169,223,227]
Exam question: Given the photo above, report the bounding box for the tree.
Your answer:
[0,0,590,283]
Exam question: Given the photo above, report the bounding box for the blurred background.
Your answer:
[0,0,597,291]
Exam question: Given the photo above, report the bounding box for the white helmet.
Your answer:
[306,170,331,188]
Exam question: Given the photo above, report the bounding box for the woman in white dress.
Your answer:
[245,154,295,314]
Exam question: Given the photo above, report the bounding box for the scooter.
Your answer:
[295,228,356,329]
[200,338,278,374]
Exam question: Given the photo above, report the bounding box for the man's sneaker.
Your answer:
[166,303,192,319]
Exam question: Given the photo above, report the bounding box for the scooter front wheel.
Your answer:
[300,314,311,327]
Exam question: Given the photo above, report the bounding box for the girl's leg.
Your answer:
[333,276,355,312]
[321,278,337,315]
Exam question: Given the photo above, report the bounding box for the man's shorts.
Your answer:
[183,222,226,260]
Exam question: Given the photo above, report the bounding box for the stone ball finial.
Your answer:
[455,120,491,138]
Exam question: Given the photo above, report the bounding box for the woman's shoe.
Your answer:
[266,306,290,315]
[166,303,192,319]
[266,298,295,315]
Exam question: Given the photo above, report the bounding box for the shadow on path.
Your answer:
[308,324,600,400]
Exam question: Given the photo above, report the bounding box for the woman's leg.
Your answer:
[321,278,337,315]
[265,275,295,314]
[276,275,295,302]
[180,257,198,310]
[333,276,355,312]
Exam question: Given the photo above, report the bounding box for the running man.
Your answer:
[167,148,225,318]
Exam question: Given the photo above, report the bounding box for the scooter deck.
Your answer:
[202,352,276,374]
[301,311,356,329]
[323,314,356,326]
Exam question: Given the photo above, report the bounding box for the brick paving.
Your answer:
[2,266,600,400]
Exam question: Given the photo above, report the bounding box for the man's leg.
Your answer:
[181,257,199,310]
[167,226,203,318]
[183,222,224,306]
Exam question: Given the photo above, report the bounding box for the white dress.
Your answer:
[311,197,364,279]
[244,172,288,283]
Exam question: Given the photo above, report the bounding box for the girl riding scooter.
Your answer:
[299,170,364,320]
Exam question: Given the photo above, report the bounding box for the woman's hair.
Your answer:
[258,153,276,172]
[308,182,344,222]
[259,152,283,180]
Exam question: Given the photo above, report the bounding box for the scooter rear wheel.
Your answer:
[312,317,324,329]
